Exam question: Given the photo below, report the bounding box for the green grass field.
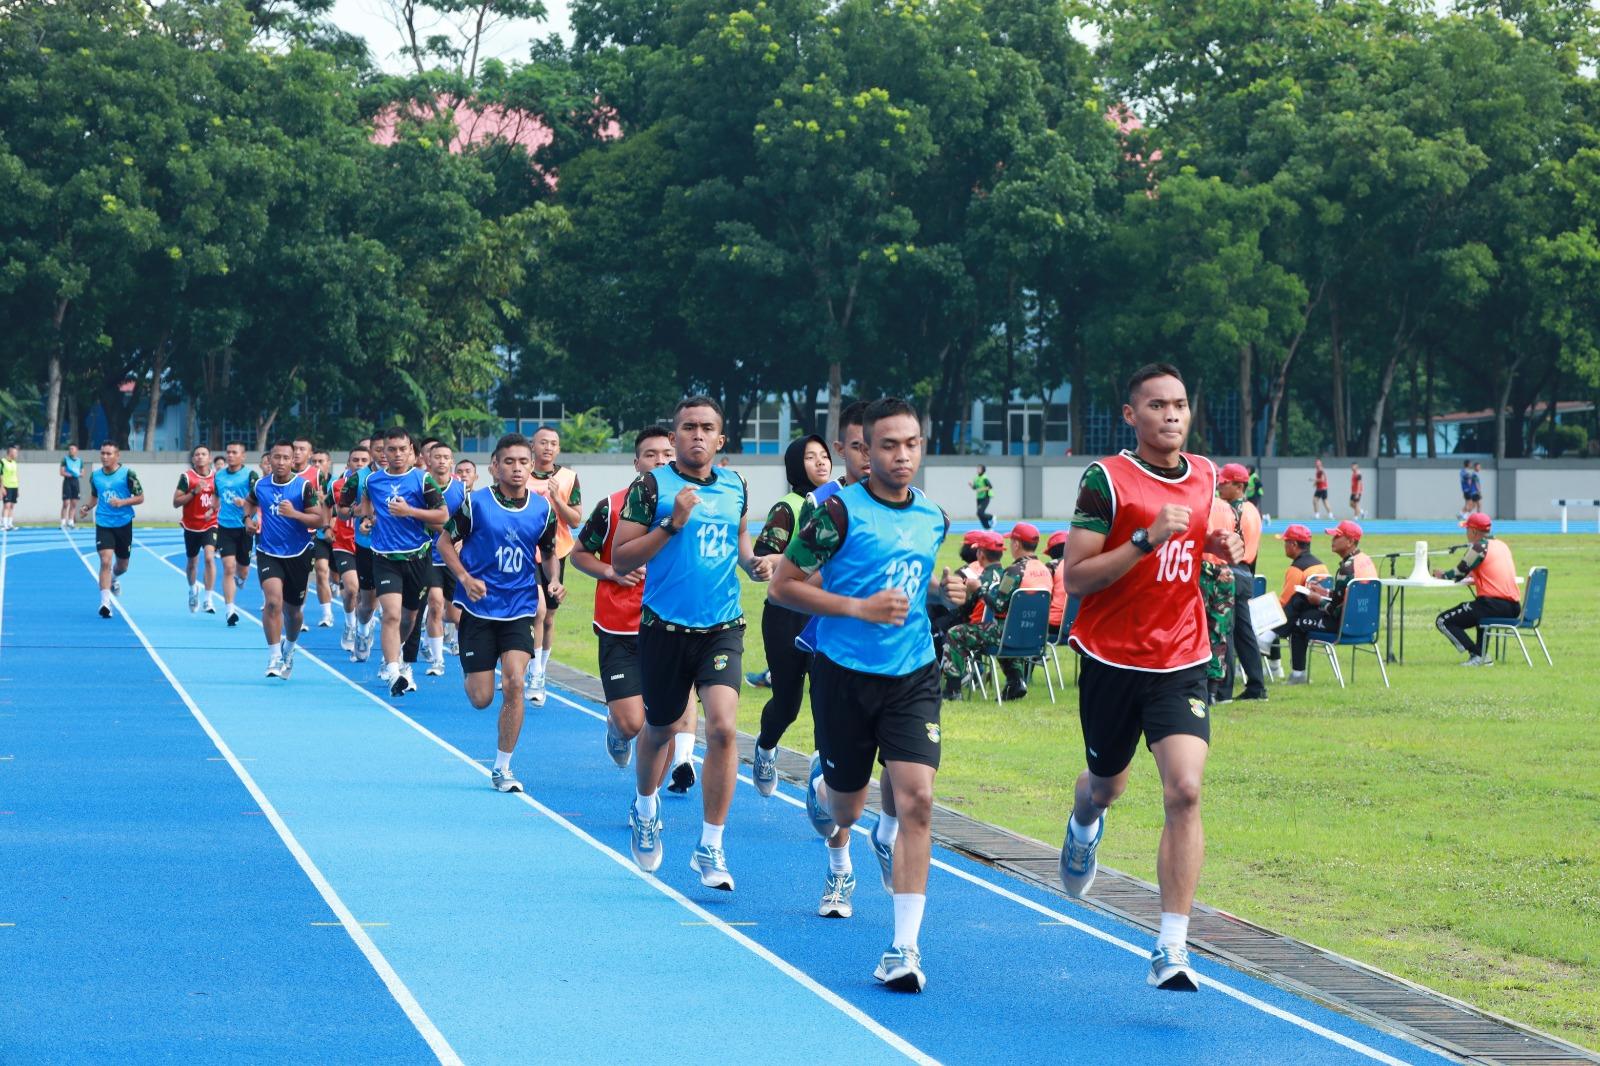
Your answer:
[545,530,1599,1050]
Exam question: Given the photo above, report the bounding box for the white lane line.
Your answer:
[71,537,462,1065]
[0,527,8,656]
[138,546,937,1066]
[543,689,1427,1066]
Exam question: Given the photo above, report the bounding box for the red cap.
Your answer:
[1460,512,1492,530]
[1219,462,1250,484]
[1276,523,1313,543]
[1047,529,1068,550]
[1324,520,1363,540]
[962,530,986,546]
[975,531,1006,552]
[1007,521,1040,546]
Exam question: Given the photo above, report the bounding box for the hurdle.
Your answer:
[1553,497,1600,533]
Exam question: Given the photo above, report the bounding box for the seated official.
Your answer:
[941,531,1007,696]
[1280,520,1376,684]
[1045,529,1069,638]
[1433,512,1521,666]
[1267,523,1330,682]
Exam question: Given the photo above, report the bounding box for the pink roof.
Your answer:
[371,99,620,187]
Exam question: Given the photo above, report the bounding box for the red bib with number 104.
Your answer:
[1068,451,1217,673]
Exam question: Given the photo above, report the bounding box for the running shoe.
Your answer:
[445,633,459,657]
[378,662,399,686]
[806,753,837,839]
[752,745,778,797]
[818,871,856,918]
[604,715,631,768]
[203,599,216,615]
[628,804,663,873]
[1059,815,1103,897]
[188,586,199,613]
[491,767,523,793]
[111,579,122,595]
[1147,945,1200,992]
[227,608,239,627]
[352,628,372,663]
[300,622,310,634]
[1284,672,1310,685]
[390,663,417,696]
[265,653,286,679]
[667,761,696,795]
[234,573,246,589]
[526,667,547,706]
[98,604,112,619]
[341,624,356,653]
[870,823,895,894]
[745,670,771,688]
[425,654,446,677]
[279,646,296,680]
[689,844,735,891]
[874,945,925,993]
[317,615,333,628]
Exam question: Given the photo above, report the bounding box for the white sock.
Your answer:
[272,641,283,657]
[321,603,333,620]
[445,621,456,641]
[671,732,695,766]
[635,790,658,821]
[539,648,552,671]
[100,589,111,607]
[1070,814,1101,842]
[426,636,443,661]
[192,581,203,594]
[827,842,852,875]
[494,749,512,771]
[892,893,926,948]
[283,635,296,652]
[1158,911,1189,951]
[874,813,899,849]
[700,821,724,849]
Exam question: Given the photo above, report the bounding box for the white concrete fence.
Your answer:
[6,452,1599,526]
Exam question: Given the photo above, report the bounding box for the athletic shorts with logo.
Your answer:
[257,551,314,606]
[458,610,536,673]
[217,526,253,568]
[811,653,942,793]
[1077,656,1210,779]
[95,523,134,559]
[638,622,742,728]
[183,528,217,559]
[332,549,358,578]
[354,545,375,591]
[597,630,643,703]
[373,554,430,610]
[313,538,333,564]
[427,563,458,601]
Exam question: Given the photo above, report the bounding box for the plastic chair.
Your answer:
[1046,594,1081,690]
[981,589,1056,706]
[1307,580,1389,689]
[1253,574,1267,599]
[1482,567,1551,666]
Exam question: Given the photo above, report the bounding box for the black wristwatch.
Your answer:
[1130,527,1155,554]
[660,517,681,537]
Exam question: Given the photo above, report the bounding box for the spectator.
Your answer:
[1433,512,1520,666]
[1215,463,1266,702]
[1266,523,1331,683]
[1279,520,1378,681]
[940,530,1008,697]
[1045,529,1069,638]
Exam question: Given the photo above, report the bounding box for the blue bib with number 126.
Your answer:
[642,463,746,629]
[816,481,947,677]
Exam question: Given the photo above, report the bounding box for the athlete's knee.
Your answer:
[891,776,935,825]
[1082,770,1124,809]
[1162,773,1203,816]
[702,712,736,749]
[467,681,496,710]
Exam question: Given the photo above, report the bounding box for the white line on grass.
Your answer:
[137,545,939,1066]
[541,690,1426,1066]
[68,535,463,1065]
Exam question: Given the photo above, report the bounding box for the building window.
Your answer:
[744,400,783,455]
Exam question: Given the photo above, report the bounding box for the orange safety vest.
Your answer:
[1049,558,1068,628]
[534,466,578,560]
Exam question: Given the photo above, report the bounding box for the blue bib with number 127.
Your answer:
[642,463,746,629]
[816,481,947,677]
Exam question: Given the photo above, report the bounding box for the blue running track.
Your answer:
[0,526,1457,1065]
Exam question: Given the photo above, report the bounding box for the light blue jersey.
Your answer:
[90,466,138,528]
[639,464,746,629]
[252,475,315,558]
[451,487,554,621]
[813,481,947,676]
[214,466,257,529]
[61,454,83,478]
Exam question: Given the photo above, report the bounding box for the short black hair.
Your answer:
[1127,362,1185,402]
[349,445,370,455]
[840,400,868,431]
[1045,541,1065,561]
[862,397,919,441]
[532,425,561,439]
[634,425,672,455]
[385,426,414,446]
[269,438,294,452]
[100,440,119,450]
[419,436,441,452]
[429,440,452,454]
[492,432,531,458]
[674,395,724,427]
[958,544,978,565]
[292,435,313,446]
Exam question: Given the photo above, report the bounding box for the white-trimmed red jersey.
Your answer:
[592,488,643,635]
[179,469,218,531]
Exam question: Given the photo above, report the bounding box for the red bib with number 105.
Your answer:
[1068,452,1217,672]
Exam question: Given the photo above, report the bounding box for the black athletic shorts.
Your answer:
[373,554,430,610]
[332,548,358,578]
[458,610,537,674]
[1077,656,1210,779]
[597,630,642,703]
[1313,489,1328,500]
[355,545,375,591]
[257,550,314,606]
[62,477,80,501]
[638,622,743,728]
[217,526,253,568]
[428,563,458,601]
[95,523,133,559]
[183,528,217,558]
[810,653,942,793]
[539,555,567,613]
[3,487,16,505]
[313,538,332,564]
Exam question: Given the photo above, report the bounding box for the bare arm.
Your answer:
[738,512,772,581]
[769,557,907,623]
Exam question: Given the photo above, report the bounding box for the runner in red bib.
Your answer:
[1058,363,1243,994]
[172,445,220,615]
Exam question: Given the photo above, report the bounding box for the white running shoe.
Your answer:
[604,716,632,768]
[341,624,356,653]
[1059,815,1103,897]
[317,614,334,628]
[391,663,417,696]
[526,666,547,707]
[874,945,925,992]
[629,804,663,873]
[689,844,735,891]
[491,767,523,793]
[425,655,446,677]
[818,871,856,918]
[279,646,296,680]
[1148,944,1200,992]
[265,653,286,679]
[188,586,199,613]
[111,579,122,595]
[752,745,779,797]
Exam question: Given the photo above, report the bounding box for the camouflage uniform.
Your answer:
[1200,560,1235,682]
[942,564,1003,682]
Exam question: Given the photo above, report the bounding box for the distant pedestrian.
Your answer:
[1,444,19,530]
[1349,462,1365,519]
[971,464,994,529]
[1311,459,1332,519]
